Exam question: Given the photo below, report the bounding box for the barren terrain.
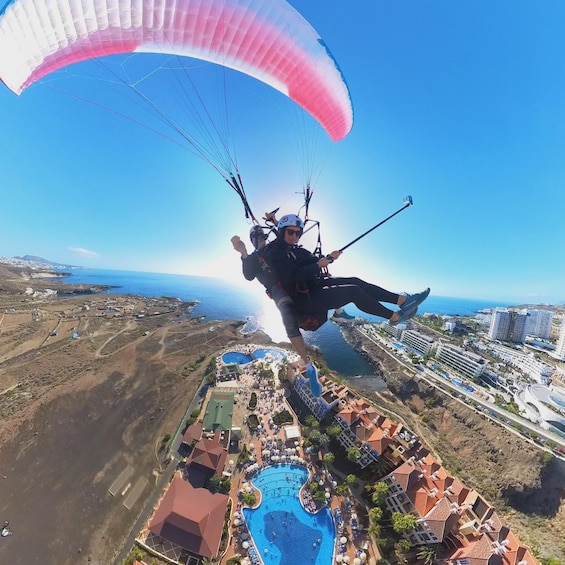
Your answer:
[0,265,266,565]
[1,264,564,563]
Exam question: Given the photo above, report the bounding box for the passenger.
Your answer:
[231,213,323,396]
[267,213,430,326]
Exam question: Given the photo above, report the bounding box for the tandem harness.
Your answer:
[293,277,330,331]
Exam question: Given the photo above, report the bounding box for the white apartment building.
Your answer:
[552,322,565,362]
[435,343,486,379]
[381,320,408,338]
[487,342,554,385]
[522,308,554,339]
[401,329,435,356]
[488,309,528,344]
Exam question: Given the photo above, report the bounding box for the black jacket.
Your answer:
[266,238,322,300]
[241,249,278,292]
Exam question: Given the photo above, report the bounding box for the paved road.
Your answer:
[356,326,565,456]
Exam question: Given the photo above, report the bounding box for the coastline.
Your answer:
[0,283,269,564]
[1,265,564,562]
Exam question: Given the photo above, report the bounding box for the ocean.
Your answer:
[55,268,513,382]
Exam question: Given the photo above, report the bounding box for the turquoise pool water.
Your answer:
[222,351,254,364]
[253,348,287,361]
[242,465,335,565]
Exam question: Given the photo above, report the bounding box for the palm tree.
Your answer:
[368,523,381,539]
[416,544,440,565]
[372,456,391,478]
[347,446,361,463]
[322,451,335,467]
[391,511,418,534]
[370,482,389,507]
[305,414,319,428]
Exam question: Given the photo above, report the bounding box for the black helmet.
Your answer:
[249,225,267,245]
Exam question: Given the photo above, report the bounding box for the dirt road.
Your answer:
[0,291,255,565]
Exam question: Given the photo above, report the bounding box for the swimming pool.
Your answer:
[253,348,287,361]
[222,351,254,364]
[242,465,335,565]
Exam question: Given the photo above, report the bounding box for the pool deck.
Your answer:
[216,345,378,565]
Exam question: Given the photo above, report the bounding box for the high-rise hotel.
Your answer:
[488,308,528,344]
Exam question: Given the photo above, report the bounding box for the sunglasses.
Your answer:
[285,228,303,237]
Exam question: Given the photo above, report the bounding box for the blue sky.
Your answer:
[1,0,564,304]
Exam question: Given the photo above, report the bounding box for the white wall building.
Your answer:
[401,329,435,356]
[516,383,565,435]
[522,308,554,339]
[552,322,565,362]
[488,309,528,344]
[435,343,486,379]
[487,342,554,385]
[381,320,408,338]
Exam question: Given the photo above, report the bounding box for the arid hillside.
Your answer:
[0,265,272,565]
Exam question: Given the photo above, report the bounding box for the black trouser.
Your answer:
[271,286,302,338]
[303,277,400,320]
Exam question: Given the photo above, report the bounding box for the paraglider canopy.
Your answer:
[0,0,353,141]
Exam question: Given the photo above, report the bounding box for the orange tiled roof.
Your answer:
[182,421,203,445]
[187,436,227,475]
[333,385,538,564]
[149,475,228,559]
[447,528,539,565]
[338,404,359,425]
[420,497,460,541]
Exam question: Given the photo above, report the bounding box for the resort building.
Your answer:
[446,517,539,565]
[181,421,203,449]
[486,342,554,384]
[435,342,487,379]
[185,430,228,486]
[522,308,554,339]
[218,362,242,383]
[488,309,528,344]
[400,329,435,356]
[332,397,381,468]
[202,390,235,432]
[293,372,356,421]
[380,426,427,469]
[383,453,473,546]
[148,473,228,562]
[143,425,231,563]
[552,321,565,361]
[382,454,538,564]
[381,320,409,338]
[442,318,457,333]
[285,344,540,564]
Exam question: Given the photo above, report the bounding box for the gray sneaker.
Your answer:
[331,309,355,321]
[389,304,418,325]
[400,288,430,314]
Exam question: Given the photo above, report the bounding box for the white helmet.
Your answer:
[277,214,304,231]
